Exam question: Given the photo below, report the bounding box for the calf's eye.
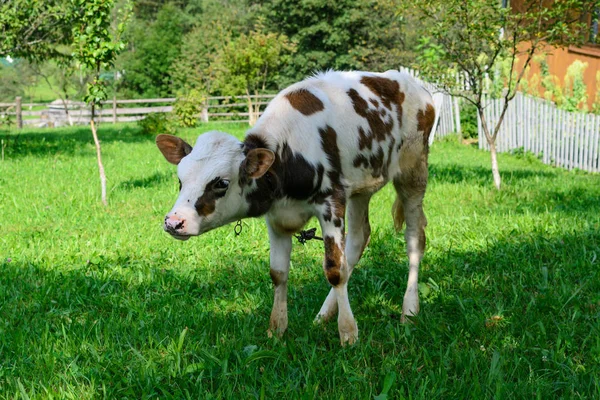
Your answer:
[214,179,230,190]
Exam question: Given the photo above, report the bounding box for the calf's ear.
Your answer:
[156,134,193,165]
[244,148,275,179]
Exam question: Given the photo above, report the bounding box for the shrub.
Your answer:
[0,112,14,128]
[137,112,175,135]
[173,89,205,128]
[460,101,479,139]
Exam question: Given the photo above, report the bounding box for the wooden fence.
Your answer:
[398,66,461,143]
[479,92,600,173]
[0,94,276,127]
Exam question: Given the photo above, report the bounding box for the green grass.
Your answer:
[0,123,599,399]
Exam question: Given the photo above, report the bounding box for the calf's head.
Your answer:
[156,131,275,240]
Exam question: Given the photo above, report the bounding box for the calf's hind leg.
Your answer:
[266,220,293,337]
[393,143,428,322]
[315,194,371,324]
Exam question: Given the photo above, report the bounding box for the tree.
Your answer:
[71,0,130,205]
[172,0,254,95]
[118,3,187,98]
[0,0,72,61]
[0,59,37,102]
[406,0,599,189]
[255,0,413,83]
[1,0,130,205]
[213,27,295,125]
[28,61,91,126]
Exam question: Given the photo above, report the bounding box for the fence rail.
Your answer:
[479,92,600,173]
[4,74,599,174]
[0,94,277,127]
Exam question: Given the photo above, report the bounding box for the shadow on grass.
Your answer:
[115,171,172,191]
[0,124,153,159]
[428,163,600,215]
[1,226,599,397]
[429,163,558,186]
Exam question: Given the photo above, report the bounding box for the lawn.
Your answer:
[0,123,599,399]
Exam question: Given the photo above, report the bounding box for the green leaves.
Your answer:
[0,0,74,61]
[70,0,131,105]
[213,29,295,96]
[409,0,599,101]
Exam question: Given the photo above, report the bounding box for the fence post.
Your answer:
[201,100,209,123]
[112,95,117,124]
[247,97,252,126]
[453,97,461,137]
[16,96,23,129]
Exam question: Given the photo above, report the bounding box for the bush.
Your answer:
[0,112,14,128]
[137,112,175,135]
[460,101,478,139]
[173,89,205,128]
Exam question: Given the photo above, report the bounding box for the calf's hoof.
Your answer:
[338,319,359,346]
[268,315,288,338]
[401,304,419,324]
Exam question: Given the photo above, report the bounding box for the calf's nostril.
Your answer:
[174,220,185,230]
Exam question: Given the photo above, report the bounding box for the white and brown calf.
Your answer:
[156,70,435,345]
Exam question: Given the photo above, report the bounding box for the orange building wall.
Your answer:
[509,0,599,109]
[522,44,600,109]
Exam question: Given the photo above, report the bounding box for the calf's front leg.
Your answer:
[318,200,358,345]
[266,220,292,338]
[315,193,371,323]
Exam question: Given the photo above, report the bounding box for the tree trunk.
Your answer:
[489,140,502,190]
[16,96,22,129]
[60,97,74,126]
[90,103,107,205]
[478,106,502,190]
[247,96,256,126]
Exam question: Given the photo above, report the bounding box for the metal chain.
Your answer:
[234,220,243,236]
[294,228,323,245]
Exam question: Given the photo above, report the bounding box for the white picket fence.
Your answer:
[479,92,600,173]
[398,66,461,143]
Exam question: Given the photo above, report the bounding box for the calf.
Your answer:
[156,70,435,345]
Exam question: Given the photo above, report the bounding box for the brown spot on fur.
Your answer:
[353,154,369,168]
[194,177,226,217]
[324,236,343,286]
[270,270,287,286]
[318,125,342,173]
[285,89,324,115]
[369,147,385,178]
[360,76,406,130]
[417,103,436,147]
[360,76,398,108]
[358,127,372,150]
[348,89,392,143]
[317,125,346,224]
[332,195,345,221]
[326,271,340,286]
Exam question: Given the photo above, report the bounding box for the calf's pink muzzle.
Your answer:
[163,214,191,241]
